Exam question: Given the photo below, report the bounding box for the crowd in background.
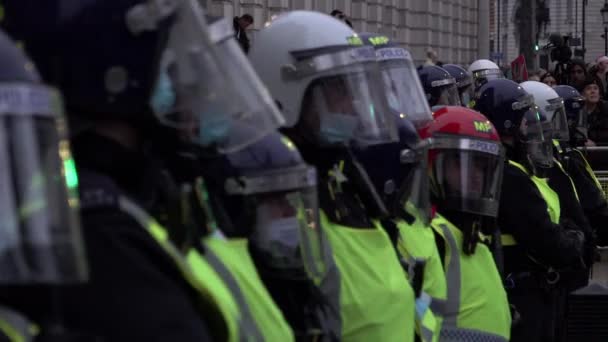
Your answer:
[526,56,608,146]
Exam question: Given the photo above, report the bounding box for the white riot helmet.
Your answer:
[249,11,397,147]
[520,81,569,141]
[468,59,502,88]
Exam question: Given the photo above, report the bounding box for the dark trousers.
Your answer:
[508,285,567,342]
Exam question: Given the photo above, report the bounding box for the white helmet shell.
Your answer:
[468,59,500,74]
[249,11,359,127]
[520,80,569,140]
[468,59,502,88]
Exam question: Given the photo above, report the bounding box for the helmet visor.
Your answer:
[544,97,570,141]
[472,68,503,88]
[460,84,475,108]
[435,84,462,107]
[147,4,284,152]
[431,136,505,217]
[520,109,554,169]
[398,141,431,225]
[566,98,588,142]
[300,50,397,146]
[251,185,328,284]
[377,48,433,128]
[0,84,87,284]
[226,166,328,283]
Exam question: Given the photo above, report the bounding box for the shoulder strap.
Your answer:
[0,306,36,342]
[203,244,264,342]
[508,160,530,175]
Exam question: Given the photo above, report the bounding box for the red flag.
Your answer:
[510,55,529,82]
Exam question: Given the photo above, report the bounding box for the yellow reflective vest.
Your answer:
[431,214,511,342]
[396,214,445,342]
[321,211,416,342]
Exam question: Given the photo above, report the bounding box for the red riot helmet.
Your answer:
[418,106,505,218]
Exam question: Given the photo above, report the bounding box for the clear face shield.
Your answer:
[519,107,554,169]
[398,140,432,225]
[543,97,570,141]
[432,79,462,107]
[292,46,398,147]
[458,81,475,108]
[568,99,588,142]
[129,0,284,153]
[431,135,505,217]
[472,68,503,88]
[376,48,433,128]
[0,84,87,284]
[225,166,328,283]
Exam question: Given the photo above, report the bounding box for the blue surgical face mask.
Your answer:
[319,113,358,144]
[197,111,231,147]
[253,212,303,270]
[149,70,176,116]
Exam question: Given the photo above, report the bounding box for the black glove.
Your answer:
[563,229,586,268]
[510,304,521,328]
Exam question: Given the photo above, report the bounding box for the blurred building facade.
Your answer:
[204,0,487,66]
[490,0,607,71]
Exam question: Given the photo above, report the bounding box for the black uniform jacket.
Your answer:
[0,133,215,342]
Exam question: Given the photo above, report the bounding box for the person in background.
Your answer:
[541,72,558,87]
[591,56,608,100]
[330,10,352,28]
[583,77,608,145]
[233,14,253,53]
[567,59,588,91]
[537,68,548,79]
[424,49,439,66]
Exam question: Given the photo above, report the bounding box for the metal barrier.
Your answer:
[592,247,608,284]
[576,147,608,195]
[576,147,608,283]
[595,171,608,197]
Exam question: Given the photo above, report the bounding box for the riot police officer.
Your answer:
[522,81,595,292]
[418,65,461,109]
[554,85,608,246]
[418,106,512,342]
[474,79,586,342]
[468,59,503,89]
[149,14,298,341]
[250,11,417,341]
[443,64,474,107]
[197,129,339,341]
[0,27,86,342]
[2,0,291,340]
[353,32,444,342]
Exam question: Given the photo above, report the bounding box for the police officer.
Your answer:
[250,11,417,341]
[474,79,586,342]
[468,59,503,89]
[418,65,462,109]
[0,28,85,342]
[353,32,444,342]
[521,81,595,291]
[354,115,443,342]
[149,14,297,341]
[196,129,339,341]
[443,64,474,107]
[554,85,608,246]
[418,106,512,342]
[2,0,290,340]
